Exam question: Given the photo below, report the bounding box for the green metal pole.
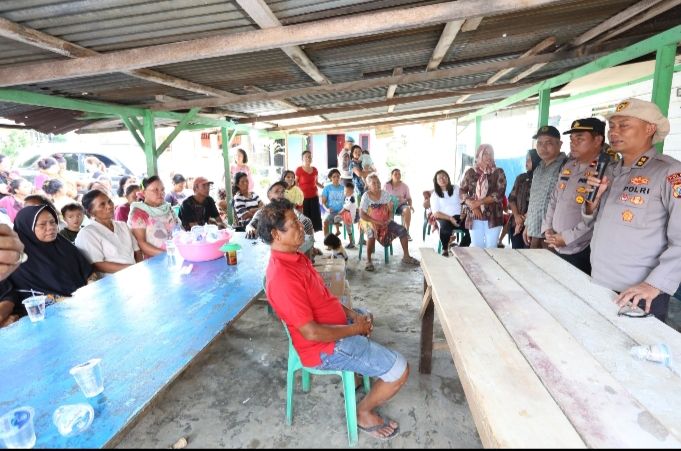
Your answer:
[475,115,482,149]
[651,43,676,154]
[156,108,199,157]
[121,116,145,151]
[143,110,157,176]
[221,127,235,225]
[537,88,550,128]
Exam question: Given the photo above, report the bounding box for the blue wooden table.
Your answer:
[0,233,270,448]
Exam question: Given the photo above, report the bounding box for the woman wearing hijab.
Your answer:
[10,205,92,303]
[459,144,507,248]
[507,149,542,249]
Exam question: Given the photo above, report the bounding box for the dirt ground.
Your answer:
[117,226,681,449]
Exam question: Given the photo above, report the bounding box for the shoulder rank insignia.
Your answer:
[575,195,585,204]
[576,186,587,194]
[635,156,649,167]
[622,210,634,222]
[630,176,649,186]
[630,196,645,205]
[667,172,681,185]
[562,169,571,176]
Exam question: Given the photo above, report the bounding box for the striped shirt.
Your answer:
[525,153,567,238]
[234,192,261,226]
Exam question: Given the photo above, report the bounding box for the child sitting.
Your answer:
[335,181,357,249]
[59,203,85,243]
[360,149,376,175]
[323,233,348,261]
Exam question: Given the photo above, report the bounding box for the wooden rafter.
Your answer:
[0,16,238,99]
[0,0,563,87]
[386,67,403,113]
[487,36,556,84]
[147,41,618,112]
[426,20,465,71]
[593,0,681,45]
[235,0,331,85]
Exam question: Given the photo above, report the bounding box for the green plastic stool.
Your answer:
[282,322,370,447]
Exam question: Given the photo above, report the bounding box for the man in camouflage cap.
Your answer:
[585,98,681,321]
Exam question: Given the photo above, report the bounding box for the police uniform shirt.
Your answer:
[542,157,599,255]
[589,147,681,295]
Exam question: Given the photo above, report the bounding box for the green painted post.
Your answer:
[475,115,482,149]
[121,116,145,151]
[651,43,676,153]
[221,127,235,225]
[537,88,550,128]
[143,110,158,176]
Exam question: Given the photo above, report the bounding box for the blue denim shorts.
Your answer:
[316,335,407,382]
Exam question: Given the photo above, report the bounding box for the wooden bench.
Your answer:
[419,247,681,448]
[0,233,269,448]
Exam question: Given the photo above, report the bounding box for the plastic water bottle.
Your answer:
[630,344,672,367]
[165,239,177,268]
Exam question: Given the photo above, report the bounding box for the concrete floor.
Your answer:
[116,229,681,449]
[116,235,482,449]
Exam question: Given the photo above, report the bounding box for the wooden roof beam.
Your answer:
[0,16,239,99]
[592,0,681,45]
[0,0,563,87]
[426,20,465,71]
[235,0,331,85]
[248,82,524,123]
[386,67,403,113]
[487,36,556,84]
[570,0,664,47]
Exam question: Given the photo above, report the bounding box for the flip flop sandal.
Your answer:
[365,261,375,272]
[401,256,419,265]
[358,417,400,441]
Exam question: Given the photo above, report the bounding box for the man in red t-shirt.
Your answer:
[260,199,409,441]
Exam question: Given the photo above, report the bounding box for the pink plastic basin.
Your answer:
[174,230,232,262]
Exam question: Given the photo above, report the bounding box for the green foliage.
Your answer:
[0,130,29,160]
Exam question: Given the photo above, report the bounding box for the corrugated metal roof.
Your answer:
[0,0,677,134]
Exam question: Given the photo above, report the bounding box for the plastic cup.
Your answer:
[69,359,104,398]
[21,296,46,323]
[0,406,36,449]
[52,404,94,437]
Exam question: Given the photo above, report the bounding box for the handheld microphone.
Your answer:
[586,152,610,202]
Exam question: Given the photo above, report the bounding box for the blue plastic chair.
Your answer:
[281,321,370,447]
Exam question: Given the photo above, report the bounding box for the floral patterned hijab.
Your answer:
[475,144,496,205]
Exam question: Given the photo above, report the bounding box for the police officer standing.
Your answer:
[586,98,681,321]
[542,118,607,274]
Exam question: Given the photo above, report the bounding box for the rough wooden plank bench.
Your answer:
[419,247,681,448]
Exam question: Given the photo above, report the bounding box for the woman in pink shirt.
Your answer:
[0,178,33,223]
[383,168,414,238]
[229,148,254,193]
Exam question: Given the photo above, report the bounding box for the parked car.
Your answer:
[16,146,145,192]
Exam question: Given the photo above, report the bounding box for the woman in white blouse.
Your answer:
[430,170,471,256]
[75,189,142,275]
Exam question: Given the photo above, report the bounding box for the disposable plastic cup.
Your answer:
[0,406,36,449]
[52,404,94,437]
[21,296,46,323]
[69,359,104,398]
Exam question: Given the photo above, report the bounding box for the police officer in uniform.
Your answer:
[585,98,681,321]
[542,118,607,274]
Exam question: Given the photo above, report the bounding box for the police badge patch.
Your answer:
[622,210,634,222]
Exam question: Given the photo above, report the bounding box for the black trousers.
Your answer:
[559,245,591,276]
[303,196,322,232]
[437,217,470,250]
[640,293,671,323]
[510,225,526,249]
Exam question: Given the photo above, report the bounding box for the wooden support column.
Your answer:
[143,111,158,176]
[475,116,482,149]
[419,278,434,374]
[537,88,550,128]
[651,43,675,153]
[221,127,235,225]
